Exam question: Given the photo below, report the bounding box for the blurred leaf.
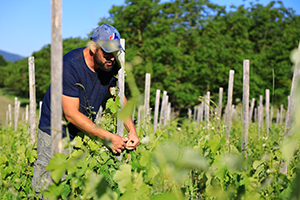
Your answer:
[113,164,132,193]
[152,192,184,200]
[253,160,264,170]
[139,151,151,167]
[181,148,208,170]
[118,96,139,120]
[66,152,87,173]
[46,153,67,184]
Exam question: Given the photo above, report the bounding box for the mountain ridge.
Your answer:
[0,49,25,62]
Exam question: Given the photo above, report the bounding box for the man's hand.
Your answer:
[109,134,128,154]
[125,131,140,150]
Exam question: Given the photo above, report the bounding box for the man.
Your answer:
[32,23,140,193]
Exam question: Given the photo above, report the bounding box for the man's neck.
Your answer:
[83,48,97,72]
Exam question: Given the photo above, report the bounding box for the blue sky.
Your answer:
[0,0,299,57]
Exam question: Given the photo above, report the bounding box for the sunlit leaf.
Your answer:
[181,148,208,170]
[46,153,68,184]
[139,151,151,167]
[113,164,132,193]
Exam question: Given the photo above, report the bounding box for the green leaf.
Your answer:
[0,154,8,164]
[73,136,84,148]
[61,184,71,198]
[106,97,121,114]
[181,148,208,170]
[113,164,132,193]
[82,170,109,199]
[207,135,220,153]
[253,160,264,170]
[46,153,68,184]
[118,96,140,120]
[139,151,151,167]
[67,152,87,173]
[43,183,64,200]
[282,134,300,164]
[152,192,182,200]
[146,163,159,181]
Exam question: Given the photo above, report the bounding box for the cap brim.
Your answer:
[97,40,124,53]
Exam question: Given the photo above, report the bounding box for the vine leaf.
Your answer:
[106,97,121,114]
[46,153,68,184]
[113,164,132,193]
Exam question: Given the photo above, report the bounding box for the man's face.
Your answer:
[94,48,117,72]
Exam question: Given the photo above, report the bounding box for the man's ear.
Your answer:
[89,41,97,54]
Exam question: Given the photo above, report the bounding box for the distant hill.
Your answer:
[0,49,25,62]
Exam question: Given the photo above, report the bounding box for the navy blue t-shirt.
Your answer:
[39,47,120,139]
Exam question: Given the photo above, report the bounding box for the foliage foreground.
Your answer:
[1,108,300,200]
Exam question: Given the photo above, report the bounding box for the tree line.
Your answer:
[0,0,299,115]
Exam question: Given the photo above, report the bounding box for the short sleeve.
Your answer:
[62,60,79,97]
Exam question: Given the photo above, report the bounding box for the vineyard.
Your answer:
[1,64,300,200]
[0,49,300,199]
[1,0,300,199]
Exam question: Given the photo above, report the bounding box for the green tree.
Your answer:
[0,55,8,87]
[0,54,7,66]
[196,1,299,106]
[101,0,299,113]
[101,0,225,114]
[2,0,300,114]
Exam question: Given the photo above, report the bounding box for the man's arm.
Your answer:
[62,94,127,153]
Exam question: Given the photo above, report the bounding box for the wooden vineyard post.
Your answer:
[265,89,270,136]
[196,104,202,124]
[167,102,171,121]
[279,41,300,175]
[258,95,263,137]
[217,87,223,127]
[117,67,125,137]
[280,104,284,124]
[14,97,20,131]
[28,56,36,144]
[144,73,151,130]
[39,101,43,119]
[8,104,12,126]
[286,41,300,135]
[95,106,103,124]
[276,109,280,127]
[137,105,142,128]
[117,39,125,138]
[285,96,290,134]
[25,104,29,123]
[193,106,197,122]
[153,89,160,134]
[132,106,136,122]
[205,91,210,126]
[159,91,167,127]
[163,95,169,127]
[51,0,63,155]
[188,108,192,122]
[6,110,8,127]
[117,38,125,161]
[117,67,125,161]
[270,106,273,126]
[249,98,255,123]
[226,70,235,139]
[242,60,250,156]
[254,108,257,123]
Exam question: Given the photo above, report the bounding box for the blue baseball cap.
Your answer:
[90,24,125,53]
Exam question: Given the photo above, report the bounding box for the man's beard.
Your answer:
[94,51,115,72]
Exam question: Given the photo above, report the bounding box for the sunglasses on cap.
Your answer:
[100,48,120,57]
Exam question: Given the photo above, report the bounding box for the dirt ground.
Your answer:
[0,93,26,126]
